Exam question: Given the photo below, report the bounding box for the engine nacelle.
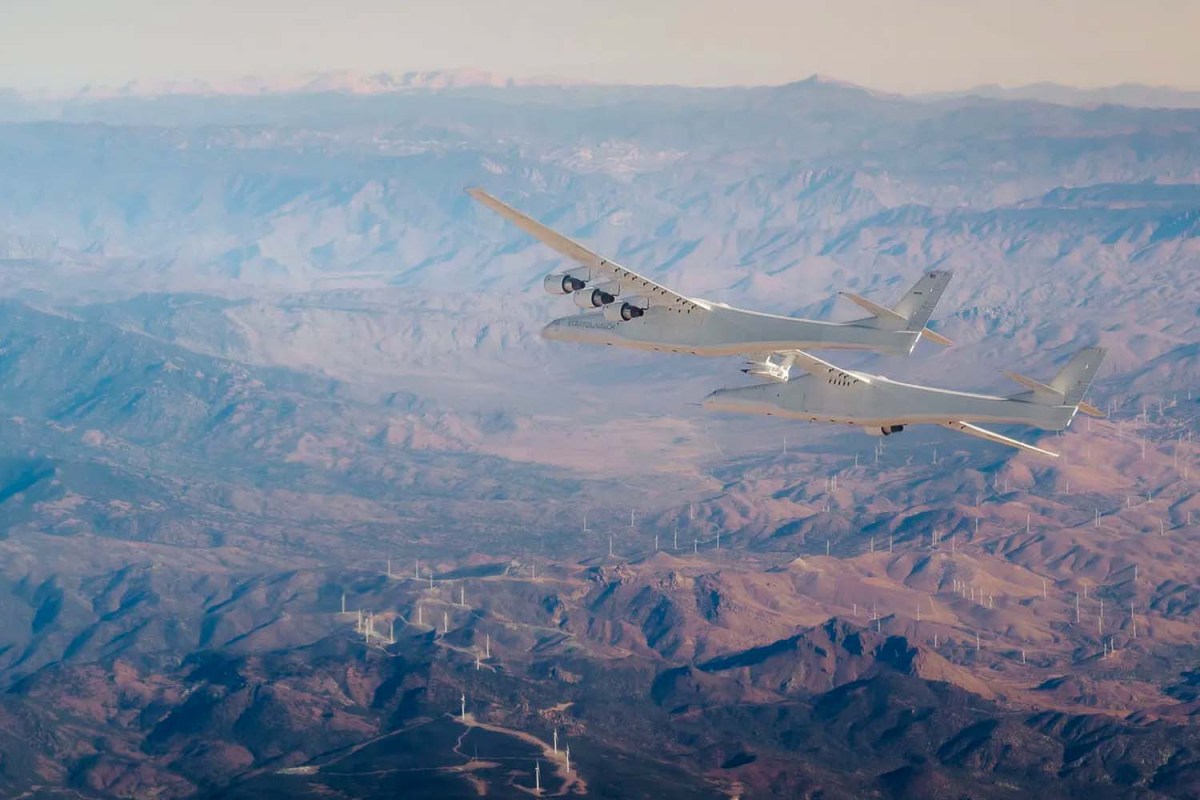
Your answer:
[864,425,906,437]
[573,287,616,309]
[603,301,647,322]
[543,273,587,295]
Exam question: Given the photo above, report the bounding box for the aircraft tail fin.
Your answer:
[892,270,954,334]
[1008,346,1106,409]
[840,270,953,350]
[1050,346,1106,406]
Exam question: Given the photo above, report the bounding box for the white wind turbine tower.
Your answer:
[565,744,571,773]
[553,728,558,755]
[460,692,466,721]
[485,633,491,658]
[535,761,542,795]
[444,611,449,634]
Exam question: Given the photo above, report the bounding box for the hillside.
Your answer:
[0,79,1194,796]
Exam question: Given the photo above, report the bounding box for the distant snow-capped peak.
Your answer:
[72,68,584,99]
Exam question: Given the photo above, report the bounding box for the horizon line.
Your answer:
[5,68,1200,102]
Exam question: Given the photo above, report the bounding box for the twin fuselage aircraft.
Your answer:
[469,188,1105,457]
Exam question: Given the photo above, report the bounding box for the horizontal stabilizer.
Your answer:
[1077,401,1106,418]
[919,327,953,347]
[840,289,952,347]
[942,421,1060,458]
[1005,371,1059,397]
[1007,347,1106,411]
[840,292,904,323]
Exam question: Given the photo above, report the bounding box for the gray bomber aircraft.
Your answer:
[703,347,1107,457]
[469,188,953,374]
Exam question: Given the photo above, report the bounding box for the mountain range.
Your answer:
[0,75,1195,797]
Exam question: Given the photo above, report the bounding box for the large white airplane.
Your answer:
[703,347,1107,457]
[469,188,954,372]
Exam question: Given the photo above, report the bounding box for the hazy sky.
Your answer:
[3,0,1198,93]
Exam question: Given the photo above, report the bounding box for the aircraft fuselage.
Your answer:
[704,371,1075,431]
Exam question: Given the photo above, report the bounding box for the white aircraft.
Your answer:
[469,188,953,370]
[703,347,1106,457]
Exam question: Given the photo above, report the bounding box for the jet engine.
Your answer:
[603,300,646,322]
[573,287,616,309]
[864,425,906,437]
[543,273,587,295]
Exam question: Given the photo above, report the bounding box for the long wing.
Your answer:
[941,421,1059,458]
[773,349,872,384]
[467,188,705,315]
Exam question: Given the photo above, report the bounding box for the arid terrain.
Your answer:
[0,76,1196,797]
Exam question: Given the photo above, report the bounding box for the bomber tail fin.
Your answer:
[840,270,954,350]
